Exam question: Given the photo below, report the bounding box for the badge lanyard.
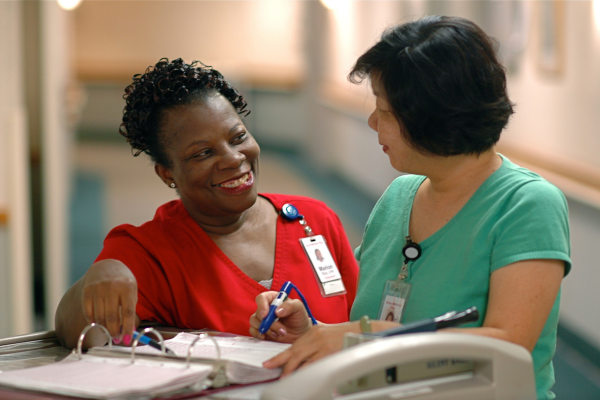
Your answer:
[281,204,346,297]
[377,236,421,323]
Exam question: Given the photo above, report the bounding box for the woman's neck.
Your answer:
[193,197,265,236]
[422,150,502,201]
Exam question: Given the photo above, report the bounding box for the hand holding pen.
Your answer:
[250,281,318,343]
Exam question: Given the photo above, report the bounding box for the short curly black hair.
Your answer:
[119,58,249,166]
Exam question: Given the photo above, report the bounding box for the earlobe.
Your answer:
[154,164,173,187]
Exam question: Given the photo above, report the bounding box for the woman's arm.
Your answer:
[445,258,565,352]
[54,259,140,349]
[258,258,564,375]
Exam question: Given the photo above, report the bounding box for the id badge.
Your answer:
[300,235,346,296]
[378,279,411,322]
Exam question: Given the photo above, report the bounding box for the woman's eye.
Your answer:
[192,149,212,159]
[233,132,247,144]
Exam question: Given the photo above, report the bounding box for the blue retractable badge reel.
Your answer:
[281,203,302,221]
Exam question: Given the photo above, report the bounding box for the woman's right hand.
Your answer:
[81,260,139,345]
[249,291,312,344]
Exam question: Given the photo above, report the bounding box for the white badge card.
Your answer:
[378,280,411,323]
[300,235,346,296]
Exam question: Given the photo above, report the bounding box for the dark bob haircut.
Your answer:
[119,58,249,166]
[349,16,515,156]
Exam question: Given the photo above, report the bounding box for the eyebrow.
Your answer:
[183,123,246,150]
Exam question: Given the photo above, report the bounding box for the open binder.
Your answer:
[0,324,289,399]
[87,331,290,386]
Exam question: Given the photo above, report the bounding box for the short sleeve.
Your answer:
[96,226,170,323]
[490,180,571,275]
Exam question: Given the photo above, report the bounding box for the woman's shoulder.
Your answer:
[374,174,425,207]
[106,199,186,238]
[493,157,567,205]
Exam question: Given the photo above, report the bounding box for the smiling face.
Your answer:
[155,92,260,225]
[368,77,424,174]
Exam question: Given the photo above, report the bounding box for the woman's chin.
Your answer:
[220,188,259,213]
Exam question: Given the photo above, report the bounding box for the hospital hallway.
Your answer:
[71,141,600,400]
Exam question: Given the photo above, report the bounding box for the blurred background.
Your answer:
[1,0,600,397]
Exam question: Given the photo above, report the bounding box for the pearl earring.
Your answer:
[170,183,176,188]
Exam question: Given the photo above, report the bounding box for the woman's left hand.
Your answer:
[263,322,360,376]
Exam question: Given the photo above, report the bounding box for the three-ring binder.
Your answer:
[0,324,215,399]
[76,323,228,387]
[75,325,286,388]
[76,322,113,359]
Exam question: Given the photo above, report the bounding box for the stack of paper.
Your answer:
[0,352,212,399]
[89,332,291,385]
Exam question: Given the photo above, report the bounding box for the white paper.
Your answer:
[0,352,211,399]
[90,333,291,384]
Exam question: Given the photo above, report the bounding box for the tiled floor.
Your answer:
[72,142,600,399]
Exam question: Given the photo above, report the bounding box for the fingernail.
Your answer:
[112,337,121,344]
[278,328,287,337]
[275,307,284,315]
[123,334,131,345]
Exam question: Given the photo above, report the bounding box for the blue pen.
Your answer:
[132,331,176,355]
[259,281,318,335]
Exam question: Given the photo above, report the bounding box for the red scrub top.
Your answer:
[95,193,358,336]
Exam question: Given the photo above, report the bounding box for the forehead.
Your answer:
[161,94,240,135]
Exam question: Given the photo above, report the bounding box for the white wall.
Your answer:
[40,1,75,329]
[505,1,600,170]
[73,0,303,83]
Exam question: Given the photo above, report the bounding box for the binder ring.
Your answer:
[76,323,113,360]
[131,327,166,364]
[185,333,221,368]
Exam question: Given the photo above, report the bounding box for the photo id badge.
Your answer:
[378,279,411,323]
[300,235,346,296]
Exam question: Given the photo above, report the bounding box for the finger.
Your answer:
[266,321,287,337]
[249,312,262,328]
[120,289,137,342]
[255,292,278,319]
[93,296,106,329]
[263,348,293,369]
[249,325,266,340]
[249,313,268,338]
[274,299,306,318]
[82,289,95,323]
[104,295,122,339]
[281,350,312,376]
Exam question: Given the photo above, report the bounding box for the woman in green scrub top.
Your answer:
[250,15,570,400]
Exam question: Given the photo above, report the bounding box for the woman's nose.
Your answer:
[218,147,246,169]
[367,110,378,132]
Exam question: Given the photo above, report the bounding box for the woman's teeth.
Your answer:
[217,173,249,188]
